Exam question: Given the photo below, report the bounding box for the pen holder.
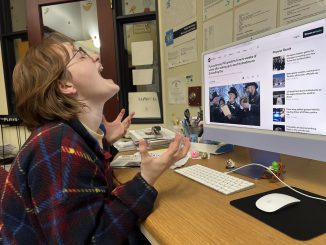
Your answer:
[187,126,203,142]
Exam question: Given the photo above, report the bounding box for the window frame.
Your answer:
[0,0,28,115]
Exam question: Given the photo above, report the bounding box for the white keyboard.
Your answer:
[175,164,255,195]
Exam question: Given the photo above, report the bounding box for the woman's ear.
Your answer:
[58,80,77,95]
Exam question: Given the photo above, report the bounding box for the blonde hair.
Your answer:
[13,35,84,131]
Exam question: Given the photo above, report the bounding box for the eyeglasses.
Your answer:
[67,47,94,66]
[60,47,96,80]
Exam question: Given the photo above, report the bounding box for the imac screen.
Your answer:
[203,15,326,161]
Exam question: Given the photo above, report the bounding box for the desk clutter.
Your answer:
[111,149,189,169]
[112,109,234,169]
[180,108,203,140]
[261,161,286,182]
[113,126,175,152]
[113,122,235,172]
[227,158,287,182]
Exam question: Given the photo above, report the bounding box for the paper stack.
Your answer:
[113,139,137,152]
[128,127,175,149]
[111,150,189,169]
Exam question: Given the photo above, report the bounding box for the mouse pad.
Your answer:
[230,187,326,240]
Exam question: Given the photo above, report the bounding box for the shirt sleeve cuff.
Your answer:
[112,173,158,220]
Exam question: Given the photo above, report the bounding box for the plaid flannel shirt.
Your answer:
[0,119,157,244]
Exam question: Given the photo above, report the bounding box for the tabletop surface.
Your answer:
[114,146,326,245]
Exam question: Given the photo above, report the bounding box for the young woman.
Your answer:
[0,34,189,244]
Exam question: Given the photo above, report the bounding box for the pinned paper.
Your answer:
[167,77,186,104]
[131,40,153,66]
[132,68,153,85]
[128,92,160,118]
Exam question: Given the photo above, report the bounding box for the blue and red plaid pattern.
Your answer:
[0,119,157,244]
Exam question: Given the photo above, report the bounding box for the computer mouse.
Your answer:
[255,193,300,213]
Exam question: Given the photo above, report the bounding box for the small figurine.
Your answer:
[190,149,200,158]
[226,159,236,169]
[190,150,208,159]
[270,161,280,172]
[262,161,286,182]
[199,152,208,159]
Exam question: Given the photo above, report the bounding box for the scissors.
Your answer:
[184,109,191,126]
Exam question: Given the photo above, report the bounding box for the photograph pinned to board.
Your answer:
[132,68,153,85]
[128,92,161,118]
[131,40,153,66]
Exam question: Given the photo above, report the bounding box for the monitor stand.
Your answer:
[234,148,281,179]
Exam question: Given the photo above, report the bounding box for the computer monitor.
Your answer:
[203,14,326,177]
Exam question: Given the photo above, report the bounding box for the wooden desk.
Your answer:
[114,146,326,245]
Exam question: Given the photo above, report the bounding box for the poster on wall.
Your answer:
[163,0,197,68]
[234,0,277,41]
[128,92,161,118]
[165,19,198,68]
[163,0,196,29]
[203,0,233,21]
[203,11,233,52]
[280,0,326,26]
